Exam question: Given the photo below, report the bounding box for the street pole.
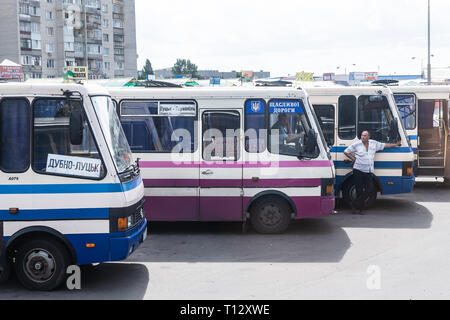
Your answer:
[427,0,431,85]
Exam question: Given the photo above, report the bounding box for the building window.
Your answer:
[46,11,53,20]
[47,59,55,69]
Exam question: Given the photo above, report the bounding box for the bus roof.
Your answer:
[304,85,394,96]
[389,85,450,94]
[0,82,109,97]
[108,86,308,100]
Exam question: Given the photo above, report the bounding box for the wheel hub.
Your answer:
[24,250,55,282]
[260,204,282,226]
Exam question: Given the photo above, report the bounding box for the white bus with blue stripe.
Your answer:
[0,83,147,290]
[390,86,450,183]
[306,86,415,207]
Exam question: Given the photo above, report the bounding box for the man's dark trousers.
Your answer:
[352,169,374,210]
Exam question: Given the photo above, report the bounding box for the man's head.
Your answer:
[278,113,288,126]
[361,130,370,143]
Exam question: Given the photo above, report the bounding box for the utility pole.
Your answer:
[427,0,431,85]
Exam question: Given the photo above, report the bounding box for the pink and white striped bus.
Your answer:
[109,87,335,233]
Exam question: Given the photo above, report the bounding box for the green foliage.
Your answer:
[139,59,154,80]
[172,59,198,78]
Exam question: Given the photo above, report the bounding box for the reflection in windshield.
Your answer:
[91,96,133,173]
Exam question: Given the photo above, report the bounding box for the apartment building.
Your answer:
[0,0,137,79]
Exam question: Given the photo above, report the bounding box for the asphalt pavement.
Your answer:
[0,178,449,300]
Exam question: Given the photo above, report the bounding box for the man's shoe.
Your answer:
[358,209,364,215]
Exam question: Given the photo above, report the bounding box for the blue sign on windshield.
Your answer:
[269,100,303,114]
[246,100,265,114]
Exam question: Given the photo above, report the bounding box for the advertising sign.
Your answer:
[63,66,88,81]
[0,65,24,80]
[323,73,336,81]
[241,71,254,82]
[209,77,221,86]
[364,72,378,81]
[296,72,314,82]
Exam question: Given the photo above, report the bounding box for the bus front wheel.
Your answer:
[250,196,291,234]
[343,178,377,209]
[14,238,70,291]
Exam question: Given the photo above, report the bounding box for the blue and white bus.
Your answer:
[0,83,147,290]
[306,86,415,207]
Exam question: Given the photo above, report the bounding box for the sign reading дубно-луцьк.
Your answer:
[46,154,102,178]
[269,100,303,114]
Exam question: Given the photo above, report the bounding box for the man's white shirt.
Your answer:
[344,139,386,173]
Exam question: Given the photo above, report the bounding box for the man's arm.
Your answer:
[384,141,401,149]
[344,144,356,163]
[344,151,356,163]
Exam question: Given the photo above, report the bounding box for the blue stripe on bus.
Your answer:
[334,161,403,169]
[0,183,122,194]
[121,176,142,192]
[408,135,418,140]
[0,178,141,195]
[330,146,413,153]
[335,175,415,195]
[0,208,109,221]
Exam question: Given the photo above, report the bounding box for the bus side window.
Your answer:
[338,95,356,140]
[394,94,416,130]
[0,98,31,173]
[32,98,105,179]
[120,100,197,153]
[313,104,335,146]
[244,99,266,153]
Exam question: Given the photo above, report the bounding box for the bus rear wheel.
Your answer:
[14,238,70,291]
[250,196,291,234]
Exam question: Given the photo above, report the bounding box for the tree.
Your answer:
[139,59,154,80]
[171,59,198,78]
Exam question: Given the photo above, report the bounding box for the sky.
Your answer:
[135,0,450,77]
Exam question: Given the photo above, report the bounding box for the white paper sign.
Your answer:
[46,154,102,178]
[158,103,196,116]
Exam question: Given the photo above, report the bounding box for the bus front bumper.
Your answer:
[380,176,415,195]
[109,219,147,262]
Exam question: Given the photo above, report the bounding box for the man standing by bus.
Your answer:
[344,130,401,214]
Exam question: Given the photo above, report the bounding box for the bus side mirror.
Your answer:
[69,110,83,145]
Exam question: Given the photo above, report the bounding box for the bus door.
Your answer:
[312,104,337,160]
[417,99,448,172]
[200,109,243,221]
[394,94,418,173]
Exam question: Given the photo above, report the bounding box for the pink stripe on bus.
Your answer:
[139,160,332,169]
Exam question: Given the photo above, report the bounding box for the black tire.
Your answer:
[443,177,450,186]
[342,178,377,209]
[14,238,70,291]
[0,260,11,284]
[250,196,291,234]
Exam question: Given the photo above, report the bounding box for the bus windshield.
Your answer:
[91,96,133,174]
